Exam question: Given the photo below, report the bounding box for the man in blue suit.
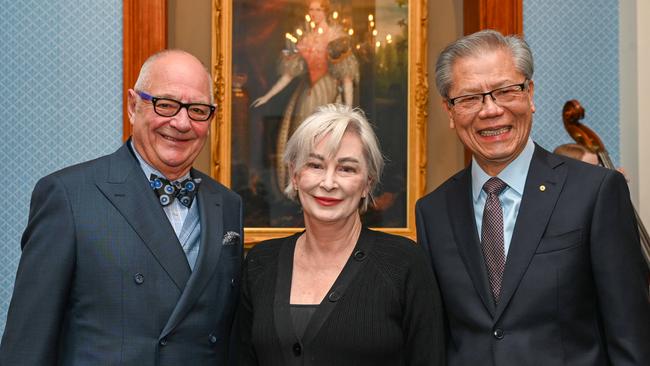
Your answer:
[416,30,650,365]
[0,50,243,365]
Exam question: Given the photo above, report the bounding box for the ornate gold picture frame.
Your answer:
[211,0,428,246]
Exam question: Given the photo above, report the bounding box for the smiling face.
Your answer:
[127,52,212,180]
[444,49,535,176]
[293,131,370,226]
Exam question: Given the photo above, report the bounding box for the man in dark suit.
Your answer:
[416,30,650,365]
[0,50,243,365]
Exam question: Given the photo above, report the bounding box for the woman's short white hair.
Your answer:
[283,104,384,213]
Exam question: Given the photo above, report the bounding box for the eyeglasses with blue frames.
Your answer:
[447,79,530,114]
[136,91,216,122]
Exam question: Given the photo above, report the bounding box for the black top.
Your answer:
[289,304,317,340]
[238,228,446,366]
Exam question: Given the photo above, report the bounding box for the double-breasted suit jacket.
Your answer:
[416,145,650,366]
[0,143,243,366]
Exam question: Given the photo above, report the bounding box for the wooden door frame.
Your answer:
[122,0,167,141]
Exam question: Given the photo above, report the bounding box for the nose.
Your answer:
[169,107,192,132]
[319,168,338,191]
[478,93,504,117]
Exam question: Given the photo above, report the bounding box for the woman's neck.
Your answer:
[301,214,362,257]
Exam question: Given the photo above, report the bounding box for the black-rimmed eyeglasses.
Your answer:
[136,91,216,122]
[447,79,530,114]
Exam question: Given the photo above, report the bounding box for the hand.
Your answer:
[251,95,270,108]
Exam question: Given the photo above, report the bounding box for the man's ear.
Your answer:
[442,98,455,129]
[527,79,536,113]
[127,89,137,125]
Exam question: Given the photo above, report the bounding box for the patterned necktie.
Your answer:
[481,177,508,303]
[149,174,202,208]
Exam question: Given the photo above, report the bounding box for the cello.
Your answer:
[562,99,650,269]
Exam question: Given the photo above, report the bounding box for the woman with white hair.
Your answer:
[239,104,444,365]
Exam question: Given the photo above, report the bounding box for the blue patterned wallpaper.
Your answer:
[524,0,620,165]
[0,1,122,334]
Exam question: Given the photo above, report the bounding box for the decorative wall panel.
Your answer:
[0,0,122,334]
[524,0,620,164]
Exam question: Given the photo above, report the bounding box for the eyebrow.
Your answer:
[307,153,360,164]
[155,93,210,104]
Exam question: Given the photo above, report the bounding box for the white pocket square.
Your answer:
[222,231,240,246]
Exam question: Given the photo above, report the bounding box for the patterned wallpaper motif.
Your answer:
[0,1,122,334]
[524,0,620,164]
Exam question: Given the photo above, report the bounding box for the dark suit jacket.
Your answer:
[416,144,650,366]
[239,228,445,366]
[0,143,243,366]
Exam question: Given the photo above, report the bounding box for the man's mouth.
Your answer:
[161,134,187,142]
[479,126,511,137]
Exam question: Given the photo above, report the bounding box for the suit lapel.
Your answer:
[448,168,496,316]
[95,144,191,291]
[494,146,566,320]
[274,235,301,365]
[160,172,224,338]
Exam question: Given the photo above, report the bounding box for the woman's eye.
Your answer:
[307,162,323,169]
[339,166,357,173]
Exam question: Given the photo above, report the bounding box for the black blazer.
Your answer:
[239,228,445,366]
[0,143,243,366]
[416,144,650,366]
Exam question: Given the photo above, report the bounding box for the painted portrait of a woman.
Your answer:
[252,0,360,189]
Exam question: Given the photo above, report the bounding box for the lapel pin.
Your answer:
[539,184,546,192]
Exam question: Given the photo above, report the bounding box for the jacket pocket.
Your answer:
[536,229,583,254]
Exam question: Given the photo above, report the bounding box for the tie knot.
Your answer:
[483,177,507,195]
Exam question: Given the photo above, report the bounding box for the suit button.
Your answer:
[328,290,341,302]
[134,273,144,285]
[159,337,168,346]
[209,334,218,344]
[292,342,302,356]
[231,278,235,287]
[353,250,366,261]
[493,328,504,340]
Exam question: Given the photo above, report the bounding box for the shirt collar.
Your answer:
[129,140,191,182]
[472,138,535,202]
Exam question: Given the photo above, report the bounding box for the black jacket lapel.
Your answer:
[448,168,496,316]
[274,235,301,365]
[495,145,566,320]
[95,144,191,292]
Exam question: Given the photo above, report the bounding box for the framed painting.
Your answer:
[211,0,428,246]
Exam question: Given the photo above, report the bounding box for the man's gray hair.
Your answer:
[435,29,534,99]
[283,104,384,213]
[134,49,214,104]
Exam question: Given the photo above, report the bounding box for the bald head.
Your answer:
[134,49,213,104]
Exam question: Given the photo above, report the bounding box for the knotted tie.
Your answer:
[149,174,202,208]
[481,177,508,303]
